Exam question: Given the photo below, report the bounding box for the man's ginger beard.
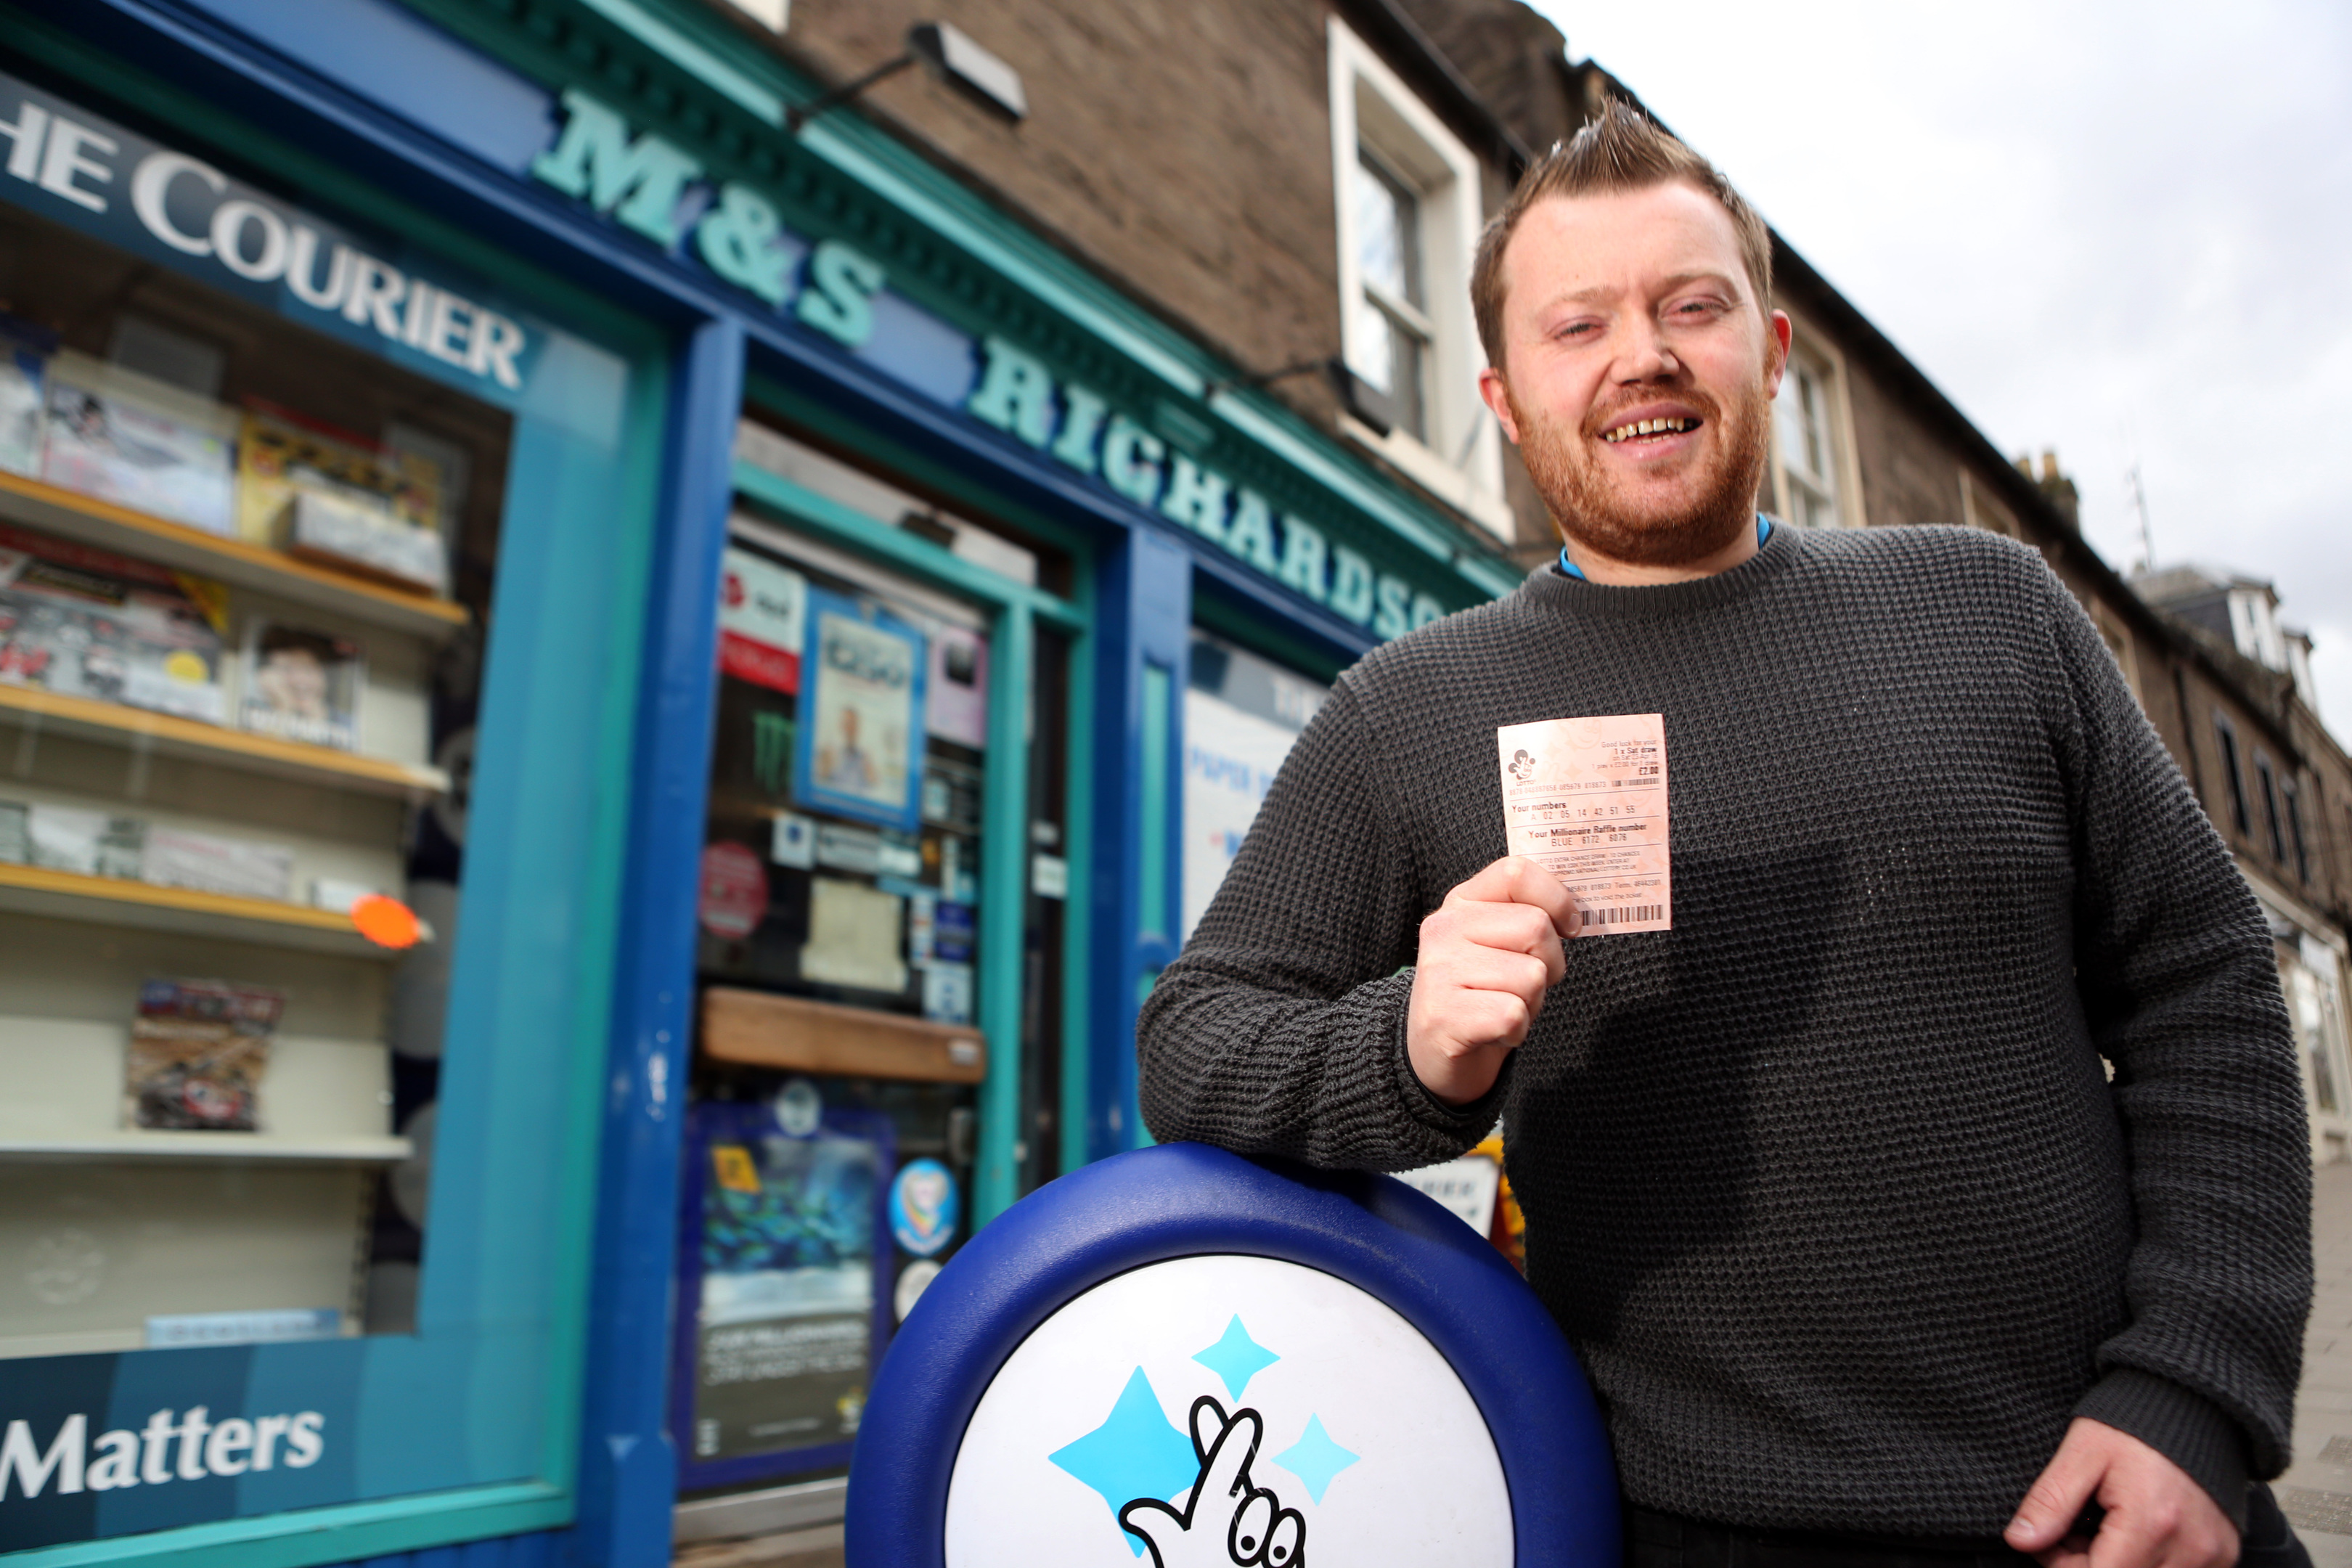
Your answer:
[1507,373,1773,568]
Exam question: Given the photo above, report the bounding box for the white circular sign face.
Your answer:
[944,1254,1512,1567]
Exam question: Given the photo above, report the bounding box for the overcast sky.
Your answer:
[1527,0,2352,723]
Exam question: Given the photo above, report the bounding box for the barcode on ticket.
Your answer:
[1580,904,1664,928]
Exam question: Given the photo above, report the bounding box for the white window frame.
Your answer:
[2091,598,2146,710]
[1327,16,1509,540]
[1767,312,1864,530]
[1958,467,2019,539]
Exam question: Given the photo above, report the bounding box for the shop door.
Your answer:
[671,417,1079,1495]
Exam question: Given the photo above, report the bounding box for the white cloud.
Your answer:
[1527,0,2352,721]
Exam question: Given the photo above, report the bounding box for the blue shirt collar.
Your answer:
[1557,515,1773,581]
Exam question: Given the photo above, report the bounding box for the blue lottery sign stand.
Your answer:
[846,1142,1617,1567]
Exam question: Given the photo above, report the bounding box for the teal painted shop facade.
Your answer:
[0,0,1515,1561]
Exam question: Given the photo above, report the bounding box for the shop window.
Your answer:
[1183,632,1331,942]
[0,64,653,1555]
[2283,934,2352,1153]
[2215,716,2251,837]
[677,416,1072,1493]
[1770,333,1855,529]
[0,184,519,1359]
[2255,754,2288,866]
[1326,17,1508,539]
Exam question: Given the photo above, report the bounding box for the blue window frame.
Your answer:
[0,30,673,1564]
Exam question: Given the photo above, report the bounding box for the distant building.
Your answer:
[2138,565,2352,1159]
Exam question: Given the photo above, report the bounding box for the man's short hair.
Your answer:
[1471,102,1774,369]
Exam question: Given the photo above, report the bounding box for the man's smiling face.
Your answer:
[1478,181,1791,568]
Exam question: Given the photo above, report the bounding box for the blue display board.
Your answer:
[845,1143,1617,1567]
[671,1098,897,1490]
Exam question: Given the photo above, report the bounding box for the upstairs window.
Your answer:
[1771,335,1853,528]
[1352,151,1430,443]
[1326,17,1508,539]
[2255,753,2288,865]
[2215,716,2251,837]
[2282,777,2311,883]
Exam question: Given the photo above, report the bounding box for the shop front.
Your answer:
[0,0,1517,1561]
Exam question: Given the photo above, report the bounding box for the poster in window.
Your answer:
[926,622,988,749]
[675,1098,894,1486]
[718,546,807,695]
[794,589,926,832]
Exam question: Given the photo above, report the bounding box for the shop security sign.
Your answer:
[528,90,1459,640]
[0,70,539,396]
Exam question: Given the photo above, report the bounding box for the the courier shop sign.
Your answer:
[0,70,536,395]
[529,91,1454,639]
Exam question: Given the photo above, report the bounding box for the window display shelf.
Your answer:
[703,987,988,1084]
[0,862,426,958]
[0,683,449,799]
[0,1130,411,1162]
[0,470,470,643]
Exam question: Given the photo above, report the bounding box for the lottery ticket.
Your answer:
[1497,712,1671,935]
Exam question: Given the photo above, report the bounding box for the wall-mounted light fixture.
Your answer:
[787,21,1029,134]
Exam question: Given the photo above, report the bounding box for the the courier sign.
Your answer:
[0,70,539,396]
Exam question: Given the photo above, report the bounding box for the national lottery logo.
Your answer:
[944,1256,1512,1567]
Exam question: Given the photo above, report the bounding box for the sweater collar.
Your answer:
[1524,513,1799,621]
[1556,515,1773,580]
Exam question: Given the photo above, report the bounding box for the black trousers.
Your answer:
[1625,1487,2311,1568]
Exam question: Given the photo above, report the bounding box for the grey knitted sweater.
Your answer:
[1138,523,2310,1535]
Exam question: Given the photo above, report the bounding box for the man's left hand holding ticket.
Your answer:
[1405,856,1579,1106]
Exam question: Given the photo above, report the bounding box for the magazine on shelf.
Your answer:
[237,404,449,595]
[241,619,362,751]
[38,351,237,535]
[23,803,145,878]
[123,978,285,1132]
[0,518,229,722]
[0,315,52,478]
[142,825,295,902]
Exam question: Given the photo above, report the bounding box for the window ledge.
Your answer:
[1339,415,1515,544]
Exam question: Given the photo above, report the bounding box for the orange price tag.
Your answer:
[350,893,423,950]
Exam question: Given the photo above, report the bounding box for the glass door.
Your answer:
[672,416,1076,1495]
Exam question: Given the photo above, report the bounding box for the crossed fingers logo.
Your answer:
[1119,1396,1306,1567]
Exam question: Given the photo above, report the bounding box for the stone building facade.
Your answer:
[711,0,2352,1169]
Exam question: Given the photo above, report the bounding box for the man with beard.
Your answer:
[1137,105,2311,1568]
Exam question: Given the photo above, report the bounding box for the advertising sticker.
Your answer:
[676,1099,894,1486]
[888,1158,960,1258]
[794,589,926,832]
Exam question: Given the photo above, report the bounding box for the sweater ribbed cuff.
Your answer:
[2073,1368,2248,1531]
[1391,982,1508,1140]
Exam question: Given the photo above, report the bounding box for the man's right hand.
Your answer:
[1405,856,1579,1106]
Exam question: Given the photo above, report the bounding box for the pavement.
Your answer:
[673,1524,843,1567]
[670,1161,2352,1567]
[2279,1159,2352,1566]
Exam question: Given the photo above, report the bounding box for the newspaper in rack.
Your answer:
[1497,712,1671,935]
